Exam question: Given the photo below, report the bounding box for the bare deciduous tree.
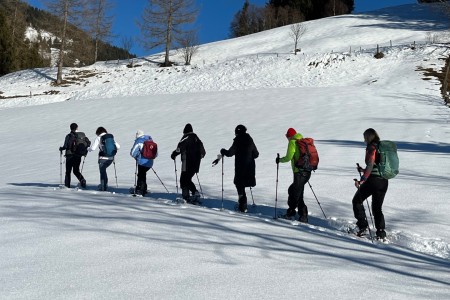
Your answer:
[289,23,306,55]
[138,0,198,67]
[45,0,84,84]
[177,30,199,65]
[85,0,114,63]
[121,36,134,65]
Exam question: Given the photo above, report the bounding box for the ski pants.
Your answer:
[287,171,311,216]
[137,165,150,192]
[180,171,197,199]
[352,176,388,230]
[65,155,83,187]
[98,158,113,191]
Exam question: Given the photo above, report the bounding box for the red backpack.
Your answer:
[141,140,158,159]
[295,138,319,171]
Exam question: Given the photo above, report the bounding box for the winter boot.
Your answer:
[299,206,308,223]
[238,194,248,213]
[80,178,86,189]
[182,188,190,202]
[376,229,387,240]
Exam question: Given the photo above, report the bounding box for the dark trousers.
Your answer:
[65,155,83,187]
[287,171,311,216]
[137,165,150,193]
[180,171,197,199]
[352,176,388,230]
[236,185,247,212]
[98,159,113,191]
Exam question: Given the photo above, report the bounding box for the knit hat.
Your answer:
[235,124,247,135]
[183,123,193,134]
[70,123,78,131]
[136,129,144,138]
[285,128,297,138]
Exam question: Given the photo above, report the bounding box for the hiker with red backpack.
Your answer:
[59,123,90,188]
[88,127,120,191]
[171,124,206,203]
[130,130,157,196]
[276,128,319,223]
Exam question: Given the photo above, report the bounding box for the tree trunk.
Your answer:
[57,0,69,84]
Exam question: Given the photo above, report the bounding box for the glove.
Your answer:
[171,151,177,160]
[220,148,226,156]
[59,147,64,152]
[356,164,364,173]
[212,154,221,167]
[275,156,280,164]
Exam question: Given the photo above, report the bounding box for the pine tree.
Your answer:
[0,10,14,76]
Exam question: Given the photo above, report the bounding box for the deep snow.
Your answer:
[0,3,449,299]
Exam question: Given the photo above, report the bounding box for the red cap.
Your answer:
[286,128,297,138]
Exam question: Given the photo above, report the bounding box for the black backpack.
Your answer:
[69,132,91,156]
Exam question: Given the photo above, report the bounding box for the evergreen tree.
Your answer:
[0,10,14,76]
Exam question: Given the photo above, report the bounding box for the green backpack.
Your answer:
[377,141,399,179]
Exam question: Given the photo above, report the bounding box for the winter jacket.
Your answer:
[173,132,206,173]
[130,135,155,168]
[279,132,305,173]
[360,142,380,182]
[88,132,121,160]
[222,132,259,187]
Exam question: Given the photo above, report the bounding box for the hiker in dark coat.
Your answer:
[59,123,90,188]
[220,124,259,212]
[171,123,206,202]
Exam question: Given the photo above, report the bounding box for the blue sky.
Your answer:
[27,0,417,56]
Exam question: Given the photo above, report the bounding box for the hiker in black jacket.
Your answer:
[59,123,90,188]
[220,125,259,212]
[171,123,206,202]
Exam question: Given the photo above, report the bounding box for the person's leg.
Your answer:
[297,171,311,222]
[236,185,247,212]
[137,165,150,195]
[98,159,112,191]
[372,178,388,238]
[65,156,74,188]
[286,173,301,217]
[72,156,85,184]
[352,179,374,230]
[180,171,190,200]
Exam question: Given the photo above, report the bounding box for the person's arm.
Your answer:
[361,144,377,183]
[88,136,100,152]
[279,140,296,163]
[130,141,140,158]
[221,140,236,157]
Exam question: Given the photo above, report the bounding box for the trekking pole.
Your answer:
[133,161,138,194]
[307,181,327,219]
[221,155,224,210]
[196,173,204,198]
[174,160,179,195]
[274,153,280,219]
[59,151,62,185]
[152,168,170,193]
[80,156,86,174]
[113,159,118,188]
[354,179,374,243]
[250,187,255,207]
[357,163,375,229]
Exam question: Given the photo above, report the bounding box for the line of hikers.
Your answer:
[60,123,396,240]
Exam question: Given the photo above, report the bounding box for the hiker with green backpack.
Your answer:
[88,127,120,191]
[353,128,399,240]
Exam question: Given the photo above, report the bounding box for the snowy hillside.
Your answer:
[0,3,449,299]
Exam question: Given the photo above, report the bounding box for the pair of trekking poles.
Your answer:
[274,153,327,220]
[354,163,375,242]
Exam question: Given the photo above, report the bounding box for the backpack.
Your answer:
[100,133,117,157]
[69,132,91,156]
[376,141,399,179]
[141,140,158,159]
[295,138,319,171]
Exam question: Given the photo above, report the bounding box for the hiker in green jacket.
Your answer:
[276,128,311,222]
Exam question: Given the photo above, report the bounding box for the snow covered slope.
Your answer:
[0,3,449,299]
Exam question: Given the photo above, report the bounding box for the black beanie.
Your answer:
[70,123,78,131]
[183,123,193,134]
[235,124,247,135]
